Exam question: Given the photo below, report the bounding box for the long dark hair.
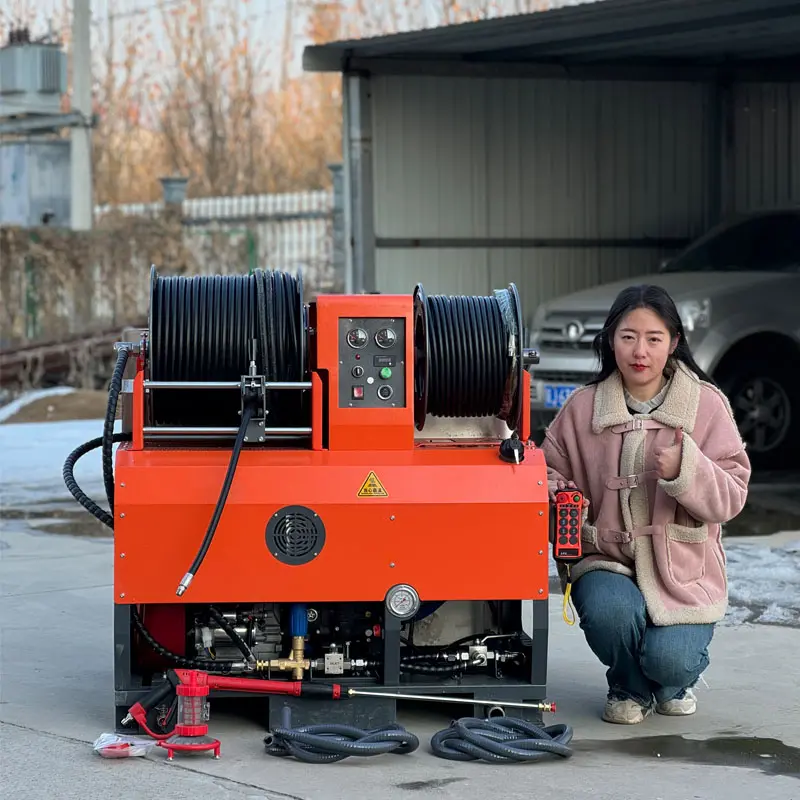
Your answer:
[587,284,716,386]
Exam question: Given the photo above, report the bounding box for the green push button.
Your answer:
[380,367,392,379]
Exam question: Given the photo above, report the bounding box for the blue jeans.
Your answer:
[570,569,715,706]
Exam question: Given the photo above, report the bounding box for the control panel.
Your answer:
[338,317,406,408]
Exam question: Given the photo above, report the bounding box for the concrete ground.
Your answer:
[1,520,799,800]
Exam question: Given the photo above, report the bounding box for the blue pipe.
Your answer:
[290,604,308,638]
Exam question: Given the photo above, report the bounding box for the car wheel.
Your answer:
[720,364,798,470]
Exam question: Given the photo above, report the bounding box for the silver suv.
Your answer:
[528,209,800,469]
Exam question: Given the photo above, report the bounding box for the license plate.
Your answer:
[544,384,578,409]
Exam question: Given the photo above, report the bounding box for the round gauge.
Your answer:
[389,590,415,616]
[386,584,420,620]
[346,327,368,349]
[375,327,397,349]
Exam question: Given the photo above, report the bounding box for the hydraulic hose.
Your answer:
[104,347,129,514]
[63,433,131,530]
[264,723,420,764]
[429,716,574,763]
[175,399,256,596]
[208,606,254,664]
[62,345,240,673]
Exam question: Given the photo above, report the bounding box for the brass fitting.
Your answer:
[254,637,310,679]
[291,635,305,680]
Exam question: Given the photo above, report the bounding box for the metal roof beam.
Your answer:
[338,56,800,83]
[472,3,800,62]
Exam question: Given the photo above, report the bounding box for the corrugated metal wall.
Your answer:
[733,82,800,212]
[371,74,712,321]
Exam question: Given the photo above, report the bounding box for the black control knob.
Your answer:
[352,365,364,378]
[499,436,525,464]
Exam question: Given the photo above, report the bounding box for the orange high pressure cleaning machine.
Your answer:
[64,267,552,734]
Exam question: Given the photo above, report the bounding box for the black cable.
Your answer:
[63,433,131,529]
[176,401,255,596]
[103,348,129,513]
[430,716,574,763]
[264,723,420,764]
[208,606,254,663]
[61,345,241,672]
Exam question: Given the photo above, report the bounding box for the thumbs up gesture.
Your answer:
[655,427,684,481]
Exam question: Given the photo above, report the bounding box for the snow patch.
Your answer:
[0,387,76,423]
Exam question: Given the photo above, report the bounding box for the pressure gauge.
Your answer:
[375,327,397,349]
[346,327,368,349]
[385,584,420,620]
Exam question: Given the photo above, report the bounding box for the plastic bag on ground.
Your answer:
[93,732,157,758]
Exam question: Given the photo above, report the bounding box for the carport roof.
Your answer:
[302,0,800,77]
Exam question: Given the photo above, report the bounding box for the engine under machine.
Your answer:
[69,267,552,733]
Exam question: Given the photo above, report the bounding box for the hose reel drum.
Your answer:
[145,267,534,437]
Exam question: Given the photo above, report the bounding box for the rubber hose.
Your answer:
[426,294,508,418]
[148,268,305,428]
[103,348,129,514]
[179,400,255,591]
[264,723,420,764]
[430,716,574,763]
[208,605,254,662]
[63,433,238,671]
[63,433,131,529]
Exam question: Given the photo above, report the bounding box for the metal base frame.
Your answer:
[114,600,550,734]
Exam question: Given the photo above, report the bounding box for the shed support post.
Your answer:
[343,73,376,295]
[710,78,737,226]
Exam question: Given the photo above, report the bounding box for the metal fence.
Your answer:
[94,165,345,296]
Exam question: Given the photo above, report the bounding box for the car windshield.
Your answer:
[661,213,800,273]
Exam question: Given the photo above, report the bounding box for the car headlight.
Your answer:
[677,299,711,333]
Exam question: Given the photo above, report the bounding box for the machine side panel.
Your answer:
[114,447,550,604]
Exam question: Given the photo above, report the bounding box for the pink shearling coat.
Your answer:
[540,361,751,626]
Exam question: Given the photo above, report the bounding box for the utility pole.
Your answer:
[71,0,93,230]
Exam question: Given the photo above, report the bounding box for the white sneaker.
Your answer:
[602,696,654,725]
[656,688,697,716]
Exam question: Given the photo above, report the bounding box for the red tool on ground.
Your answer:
[122,669,343,759]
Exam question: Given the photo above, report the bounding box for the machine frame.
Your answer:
[103,285,551,732]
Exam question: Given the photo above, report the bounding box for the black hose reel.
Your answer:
[413,283,527,433]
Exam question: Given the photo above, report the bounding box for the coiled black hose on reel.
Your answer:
[148,266,307,428]
[413,283,524,432]
[430,716,574,763]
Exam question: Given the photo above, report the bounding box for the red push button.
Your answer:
[352,386,364,399]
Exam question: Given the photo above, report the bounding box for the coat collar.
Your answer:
[591,361,701,434]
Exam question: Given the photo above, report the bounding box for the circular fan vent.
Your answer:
[266,506,325,565]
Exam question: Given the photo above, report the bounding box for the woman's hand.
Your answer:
[549,479,590,508]
[655,427,684,481]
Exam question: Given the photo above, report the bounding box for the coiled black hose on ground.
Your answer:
[430,716,574,763]
[264,723,420,764]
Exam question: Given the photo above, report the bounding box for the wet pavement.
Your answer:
[573,734,800,780]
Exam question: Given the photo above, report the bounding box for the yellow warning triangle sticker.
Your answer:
[357,471,388,498]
